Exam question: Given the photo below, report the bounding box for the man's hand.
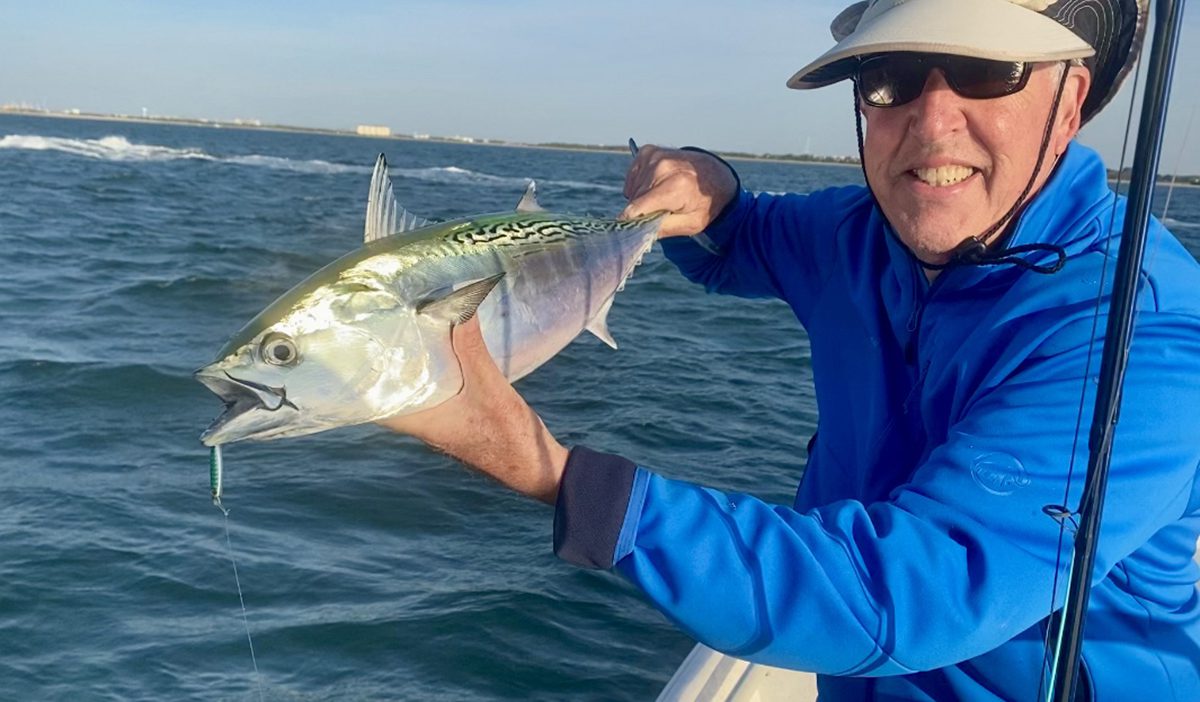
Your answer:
[377,317,569,505]
[621,144,738,238]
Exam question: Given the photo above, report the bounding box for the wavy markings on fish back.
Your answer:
[466,213,662,380]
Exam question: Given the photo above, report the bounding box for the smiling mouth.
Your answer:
[194,370,298,444]
[911,165,977,187]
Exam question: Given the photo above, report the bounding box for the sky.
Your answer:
[4,0,1200,171]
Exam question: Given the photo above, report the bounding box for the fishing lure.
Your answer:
[210,445,226,512]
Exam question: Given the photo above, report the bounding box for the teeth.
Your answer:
[913,165,975,187]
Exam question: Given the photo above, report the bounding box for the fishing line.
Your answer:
[219,506,265,702]
[1127,104,1195,339]
[1147,105,1196,276]
[1037,50,1144,701]
[1159,107,1196,219]
[211,447,266,702]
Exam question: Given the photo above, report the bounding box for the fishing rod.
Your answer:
[1045,0,1186,699]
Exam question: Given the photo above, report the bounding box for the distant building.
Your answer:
[356,125,392,137]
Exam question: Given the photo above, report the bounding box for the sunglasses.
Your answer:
[855,53,1031,108]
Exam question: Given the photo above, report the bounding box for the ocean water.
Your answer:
[1,113,1197,701]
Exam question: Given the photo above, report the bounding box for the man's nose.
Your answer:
[907,69,967,140]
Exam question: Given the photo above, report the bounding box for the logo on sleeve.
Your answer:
[970,452,1031,496]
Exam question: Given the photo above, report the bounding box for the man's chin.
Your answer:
[892,223,982,264]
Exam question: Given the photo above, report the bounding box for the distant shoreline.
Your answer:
[3,108,1197,184]
[0,107,859,168]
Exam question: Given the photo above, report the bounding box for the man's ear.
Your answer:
[1054,65,1092,153]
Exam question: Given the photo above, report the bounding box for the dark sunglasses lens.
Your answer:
[857,55,1030,107]
[946,57,1028,99]
[857,58,926,107]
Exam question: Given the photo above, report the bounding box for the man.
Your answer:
[384,0,1200,698]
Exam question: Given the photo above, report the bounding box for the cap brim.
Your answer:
[787,0,1095,90]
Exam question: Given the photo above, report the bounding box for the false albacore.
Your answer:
[196,154,662,446]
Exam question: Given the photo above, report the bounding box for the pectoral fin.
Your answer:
[416,273,506,325]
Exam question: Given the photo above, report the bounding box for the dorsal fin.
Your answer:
[515,180,546,213]
[364,153,433,243]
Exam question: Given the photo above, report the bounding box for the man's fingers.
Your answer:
[449,315,489,372]
[449,314,512,391]
[449,315,485,356]
[624,167,685,215]
[622,174,712,237]
[623,144,660,199]
[620,192,654,221]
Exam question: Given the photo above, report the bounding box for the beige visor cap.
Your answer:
[787,0,1096,90]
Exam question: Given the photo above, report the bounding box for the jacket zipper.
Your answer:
[904,269,950,366]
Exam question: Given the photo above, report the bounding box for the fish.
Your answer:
[195,154,662,446]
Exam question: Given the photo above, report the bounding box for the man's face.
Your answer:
[861,59,1091,265]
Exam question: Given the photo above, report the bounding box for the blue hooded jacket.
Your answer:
[552,143,1200,700]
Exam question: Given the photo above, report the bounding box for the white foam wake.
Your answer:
[0,134,211,162]
[223,154,368,174]
[0,134,625,191]
[391,166,621,193]
[390,165,520,185]
[0,134,367,174]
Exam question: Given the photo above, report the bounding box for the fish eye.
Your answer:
[260,332,300,367]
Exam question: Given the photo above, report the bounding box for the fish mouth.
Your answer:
[195,368,299,446]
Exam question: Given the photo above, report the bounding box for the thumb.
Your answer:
[449,315,506,384]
